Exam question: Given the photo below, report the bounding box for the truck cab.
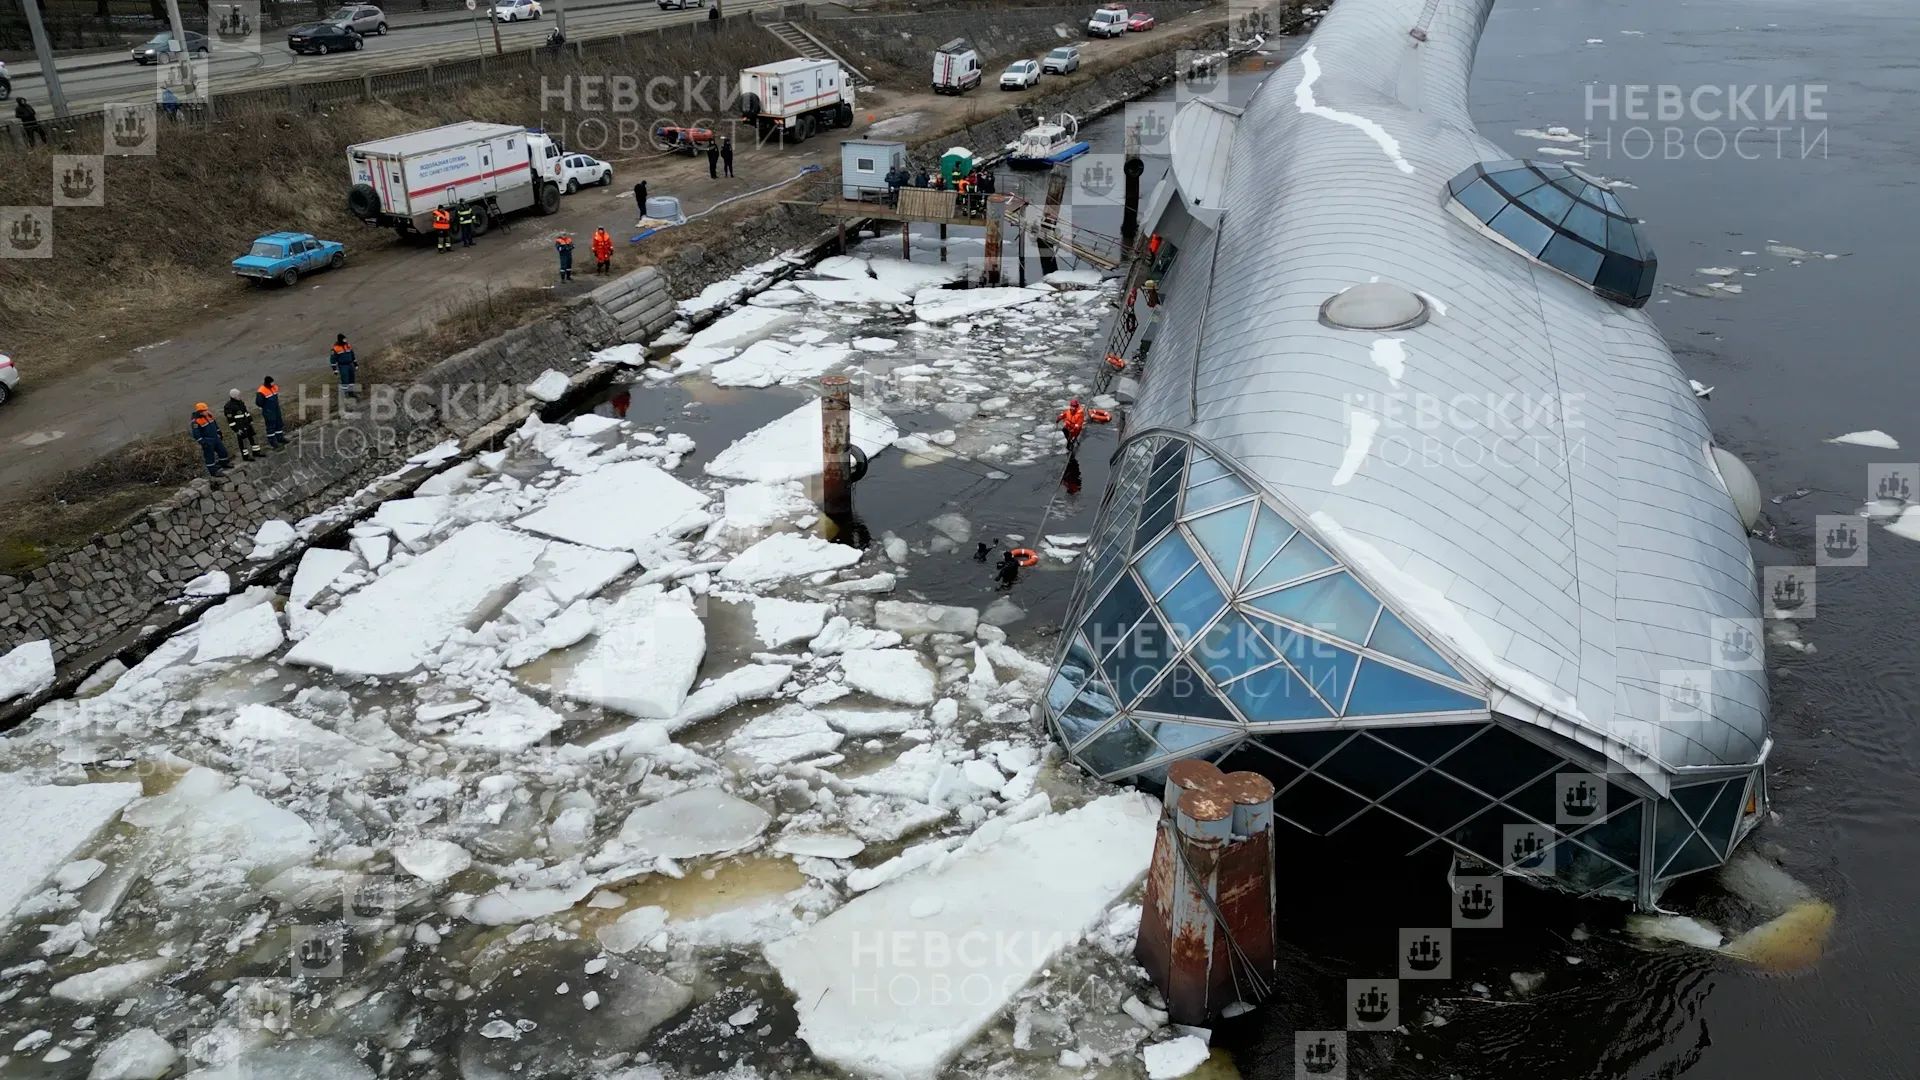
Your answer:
[1087,4,1128,37]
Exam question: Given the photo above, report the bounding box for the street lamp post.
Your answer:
[19,0,71,117]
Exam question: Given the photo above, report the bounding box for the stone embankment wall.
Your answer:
[0,12,1246,713]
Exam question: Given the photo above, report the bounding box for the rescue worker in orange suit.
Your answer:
[330,334,358,396]
[190,402,232,477]
[1057,397,1088,452]
[432,204,453,252]
[256,377,287,449]
[223,388,258,461]
[591,227,614,275]
[554,231,575,282]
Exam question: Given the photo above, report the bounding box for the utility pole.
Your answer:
[161,0,195,102]
[19,0,70,118]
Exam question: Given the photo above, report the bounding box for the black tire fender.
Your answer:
[846,444,869,484]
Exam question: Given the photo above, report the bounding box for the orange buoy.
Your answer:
[1009,548,1040,567]
[1089,408,1113,424]
[1105,354,1127,370]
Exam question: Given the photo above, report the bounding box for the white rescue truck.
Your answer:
[346,121,565,238]
[737,58,856,143]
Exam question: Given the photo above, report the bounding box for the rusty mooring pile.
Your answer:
[1135,760,1278,1024]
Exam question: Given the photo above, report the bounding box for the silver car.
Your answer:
[327,5,388,35]
[1041,45,1081,75]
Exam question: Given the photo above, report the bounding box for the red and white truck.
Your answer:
[931,38,982,94]
[345,121,566,238]
[738,58,856,143]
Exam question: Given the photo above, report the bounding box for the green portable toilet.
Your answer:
[939,146,975,185]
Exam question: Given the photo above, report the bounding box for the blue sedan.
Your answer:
[232,231,346,286]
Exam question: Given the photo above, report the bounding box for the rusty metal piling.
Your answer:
[1136,760,1278,1024]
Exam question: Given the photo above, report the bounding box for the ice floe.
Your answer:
[0,638,56,703]
[1826,430,1899,450]
[705,398,899,483]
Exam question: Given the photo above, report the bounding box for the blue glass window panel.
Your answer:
[1223,662,1331,723]
[1635,259,1659,303]
[1137,530,1200,599]
[1595,254,1644,305]
[1245,571,1380,645]
[1194,609,1277,684]
[1077,720,1161,777]
[1569,802,1643,872]
[1135,485,1181,548]
[1264,626,1361,713]
[1147,440,1188,494]
[1183,472,1252,515]
[1047,634,1098,713]
[1560,201,1608,247]
[1344,659,1485,717]
[1367,609,1468,683]
[1084,572,1150,656]
[1674,781,1728,826]
[1187,502,1254,582]
[1446,168,1476,196]
[1517,181,1575,224]
[1158,563,1228,643]
[1140,466,1182,521]
[1652,798,1691,872]
[1185,451,1230,487]
[1136,660,1239,724]
[1596,188,1624,215]
[1551,172,1589,198]
[1056,680,1120,749]
[1450,177,1507,223]
[1605,213,1642,259]
[1240,507,1297,588]
[1659,833,1722,880]
[1138,717,1239,756]
[1244,532,1338,593]
[1488,168,1548,198]
[1698,780,1745,856]
[1544,235,1606,284]
[1489,203,1555,257]
[1101,613,1177,705]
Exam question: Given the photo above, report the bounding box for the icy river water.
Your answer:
[1,0,1915,1077]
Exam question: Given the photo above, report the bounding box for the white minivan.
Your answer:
[0,353,18,406]
[1087,4,1128,37]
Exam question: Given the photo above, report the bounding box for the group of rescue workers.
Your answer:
[552,227,616,283]
[187,335,357,477]
[429,198,485,253]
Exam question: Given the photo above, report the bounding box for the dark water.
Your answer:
[1105,0,1918,1077]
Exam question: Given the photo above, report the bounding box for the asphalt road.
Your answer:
[7,0,800,115]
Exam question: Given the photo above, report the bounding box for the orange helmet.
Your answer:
[194,401,209,411]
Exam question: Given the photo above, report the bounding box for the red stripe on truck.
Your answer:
[405,161,531,199]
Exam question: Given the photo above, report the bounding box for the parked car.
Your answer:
[999,59,1041,91]
[1127,11,1155,30]
[657,0,706,8]
[326,5,388,35]
[492,0,542,22]
[130,31,209,64]
[288,22,364,54]
[0,353,16,406]
[560,153,613,193]
[1041,45,1081,74]
[232,232,345,287]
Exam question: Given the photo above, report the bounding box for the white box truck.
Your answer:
[931,38,982,94]
[738,58,856,143]
[345,121,566,238]
[1087,4,1129,37]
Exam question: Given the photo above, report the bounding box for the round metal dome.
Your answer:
[1320,282,1430,331]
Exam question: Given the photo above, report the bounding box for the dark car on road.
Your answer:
[288,22,365,55]
[130,31,210,64]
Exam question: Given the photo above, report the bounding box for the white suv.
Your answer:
[559,153,613,193]
[999,60,1040,90]
[0,353,18,405]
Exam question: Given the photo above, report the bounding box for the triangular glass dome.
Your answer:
[1445,159,1657,307]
